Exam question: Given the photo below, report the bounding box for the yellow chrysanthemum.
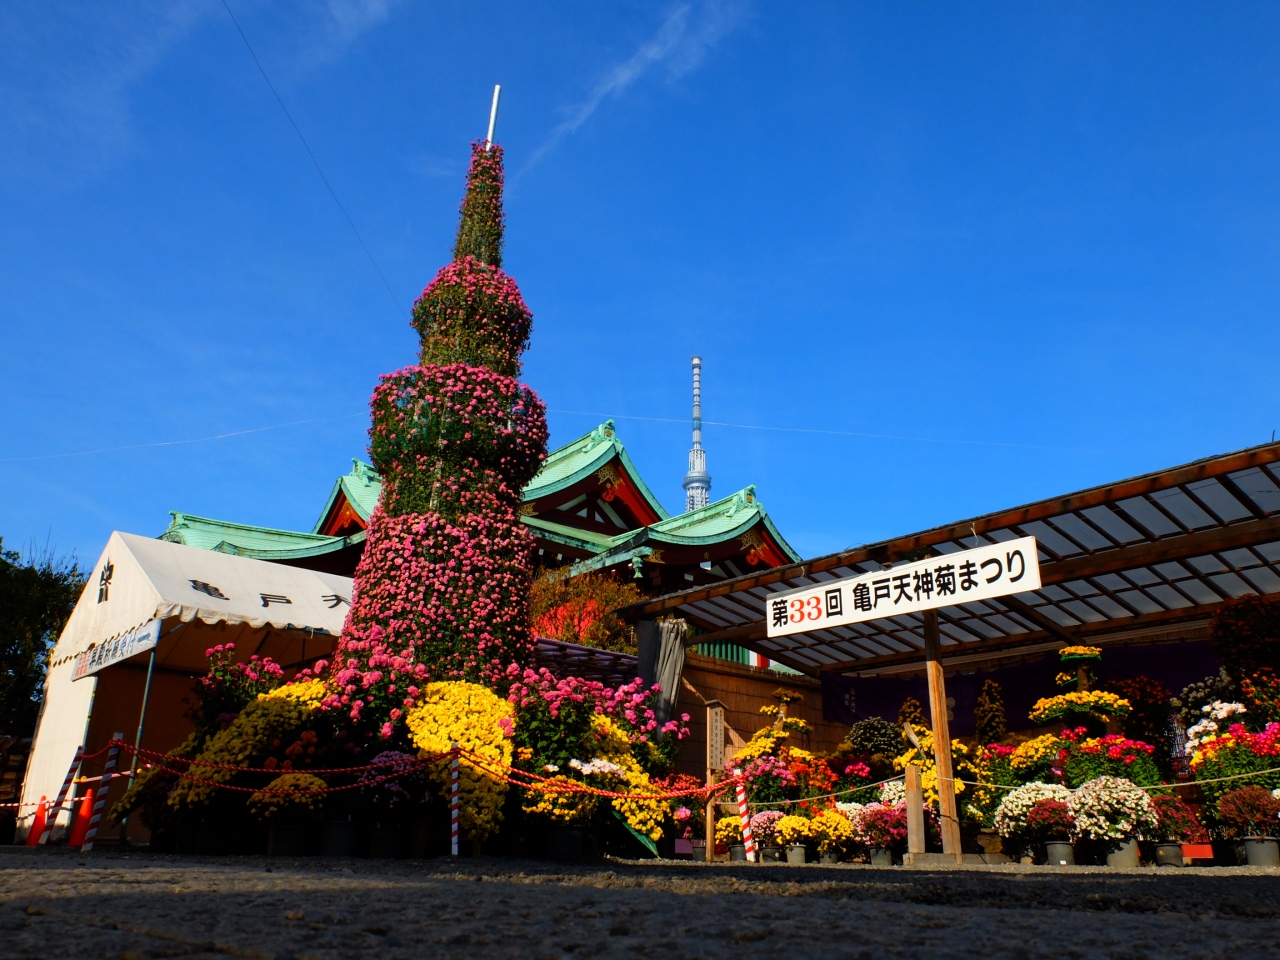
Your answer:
[893,726,969,802]
[1028,690,1130,724]
[259,678,328,710]
[405,681,514,841]
[1009,734,1064,772]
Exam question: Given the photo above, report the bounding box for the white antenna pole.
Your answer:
[485,84,502,151]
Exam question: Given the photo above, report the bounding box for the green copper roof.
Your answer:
[162,512,361,561]
[313,459,383,531]
[521,421,669,520]
[565,486,801,577]
[520,515,619,554]
[610,486,800,555]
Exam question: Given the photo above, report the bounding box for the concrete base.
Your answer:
[903,852,1012,867]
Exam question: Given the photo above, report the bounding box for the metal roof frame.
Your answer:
[616,441,1280,677]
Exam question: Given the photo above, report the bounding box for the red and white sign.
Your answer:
[765,536,1042,638]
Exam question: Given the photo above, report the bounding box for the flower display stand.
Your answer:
[1243,838,1280,866]
[1044,841,1075,866]
[1105,839,1140,868]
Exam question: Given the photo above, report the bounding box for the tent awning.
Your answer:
[616,441,1280,676]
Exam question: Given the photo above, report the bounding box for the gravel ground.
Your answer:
[3,847,1280,959]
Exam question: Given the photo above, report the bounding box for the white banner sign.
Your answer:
[766,537,1042,638]
[72,618,161,681]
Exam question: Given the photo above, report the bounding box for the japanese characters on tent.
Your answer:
[19,531,350,843]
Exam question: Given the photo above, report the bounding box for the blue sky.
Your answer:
[3,1,1280,568]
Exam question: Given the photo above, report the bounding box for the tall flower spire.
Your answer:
[682,356,711,511]
[330,131,548,734]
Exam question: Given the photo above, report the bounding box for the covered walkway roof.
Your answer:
[616,442,1280,676]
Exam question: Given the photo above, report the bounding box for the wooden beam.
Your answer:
[1040,515,1280,584]
[922,611,962,858]
[999,594,1078,644]
[818,602,1221,673]
[616,442,1280,620]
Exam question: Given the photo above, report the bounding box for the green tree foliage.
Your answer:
[0,539,84,734]
[975,679,1007,745]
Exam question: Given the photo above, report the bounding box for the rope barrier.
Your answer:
[745,774,906,808]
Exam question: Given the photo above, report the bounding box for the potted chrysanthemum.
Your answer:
[1217,786,1280,866]
[750,810,786,861]
[1149,794,1201,867]
[1025,798,1076,866]
[994,782,1072,864]
[853,802,907,866]
[1067,776,1158,867]
[775,814,817,864]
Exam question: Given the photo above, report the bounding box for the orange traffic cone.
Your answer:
[67,790,95,848]
[25,797,48,846]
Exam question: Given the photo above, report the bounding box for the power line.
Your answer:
[1,414,365,463]
[219,0,404,318]
[548,409,1105,454]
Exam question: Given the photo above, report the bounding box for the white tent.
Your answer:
[20,531,352,840]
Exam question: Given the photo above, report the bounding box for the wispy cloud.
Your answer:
[0,0,406,187]
[0,0,213,185]
[524,1,748,171]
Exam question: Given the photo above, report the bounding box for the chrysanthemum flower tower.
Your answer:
[329,136,548,733]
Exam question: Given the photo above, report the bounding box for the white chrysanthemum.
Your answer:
[993,782,1072,838]
[879,780,906,805]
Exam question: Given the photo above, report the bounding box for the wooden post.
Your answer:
[905,764,925,856]
[922,610,962,859]
[706,700,725,862]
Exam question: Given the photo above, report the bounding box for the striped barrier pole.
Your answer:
[450,741,460,857]
[733,767,756,862]
[39,746,84,845]
[81,734,123,852]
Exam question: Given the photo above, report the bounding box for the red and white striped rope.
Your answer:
[733,767,757,862]
[450,742,460,857]
[81,733,123,852]
[38,746,83,845]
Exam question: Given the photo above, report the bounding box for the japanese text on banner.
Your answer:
[766,536,1042,638]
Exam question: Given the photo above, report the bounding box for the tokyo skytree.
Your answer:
[682,356,711,511]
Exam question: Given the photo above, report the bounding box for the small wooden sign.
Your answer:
[706,700,725,774]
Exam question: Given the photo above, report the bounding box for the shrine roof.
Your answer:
[313,459,382,532]
[521,420,669,520]
[565,486,801,577]
[520,516,620,554]
[162,512,361,561]
[636,486,799,555]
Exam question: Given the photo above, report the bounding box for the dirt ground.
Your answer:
[2,847,1279,960]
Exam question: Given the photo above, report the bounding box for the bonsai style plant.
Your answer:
[1029,646,1131,735]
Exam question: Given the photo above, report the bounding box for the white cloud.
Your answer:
[524,0,749,170]
[0,0,214,185]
